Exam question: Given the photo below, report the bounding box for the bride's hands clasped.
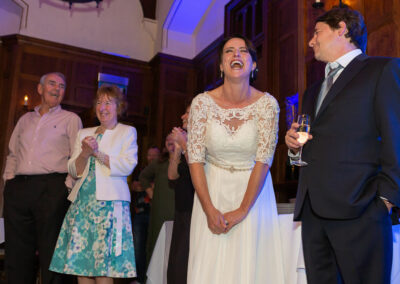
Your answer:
[205,206,248,234]
[205,206,228,235]
[223,208,247,233]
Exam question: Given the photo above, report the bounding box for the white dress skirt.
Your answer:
[187,92,285,284]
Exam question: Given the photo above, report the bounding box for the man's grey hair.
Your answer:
[39,72,66,86]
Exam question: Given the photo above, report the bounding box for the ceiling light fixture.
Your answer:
[312,0,324,9]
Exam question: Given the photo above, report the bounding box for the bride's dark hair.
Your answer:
[218,34,258,83]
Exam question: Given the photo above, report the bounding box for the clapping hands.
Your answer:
[171,127,187,151]
[81,136,98,157]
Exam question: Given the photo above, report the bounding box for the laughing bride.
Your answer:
[186,35,285,284]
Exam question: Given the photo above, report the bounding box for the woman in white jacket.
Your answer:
[50,85,138,284]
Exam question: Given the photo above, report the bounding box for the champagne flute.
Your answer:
[291,114,310,166]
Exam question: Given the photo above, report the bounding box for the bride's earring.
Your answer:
[220,70,224,79]
[251,68,258,80]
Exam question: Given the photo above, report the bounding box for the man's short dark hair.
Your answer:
[316,6,367,52]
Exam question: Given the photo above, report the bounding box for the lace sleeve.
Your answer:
[187,94,208,164]
[255,95,280,166]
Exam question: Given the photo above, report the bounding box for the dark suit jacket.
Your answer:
[294,54,400,220]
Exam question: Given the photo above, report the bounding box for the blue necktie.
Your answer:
[315,62,343,114]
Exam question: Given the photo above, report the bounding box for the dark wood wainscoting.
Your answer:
[149,54,196,149]
[0,35,197,179]
[0,34,153,176]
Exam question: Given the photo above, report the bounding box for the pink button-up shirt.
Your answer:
[3,105,82,188]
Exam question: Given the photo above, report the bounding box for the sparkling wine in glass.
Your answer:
[291,114,310,166]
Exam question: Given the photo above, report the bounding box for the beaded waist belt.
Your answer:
[206,159,253,173]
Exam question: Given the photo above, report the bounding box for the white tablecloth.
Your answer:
[278,214,306,284]
[146,221,174,284]
[147,216,400,284]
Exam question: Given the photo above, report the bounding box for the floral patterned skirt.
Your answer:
[50,157,136,278]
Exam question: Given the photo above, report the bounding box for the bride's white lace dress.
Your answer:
[187,92,285,284]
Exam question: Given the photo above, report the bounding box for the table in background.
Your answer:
[146,221,173,284]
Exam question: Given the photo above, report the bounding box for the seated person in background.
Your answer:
[50,85,138,284]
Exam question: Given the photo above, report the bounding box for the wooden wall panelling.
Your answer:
[100,62,153,117]
[364,0,395,28]
[226,0,250,36]
[298,0,400,201]
[255,0,264,36]
[250,0,267,93]
[368,24,398,57]
[148,54,162,150]
[0,37,24,187]
[222,0,295,200]
[0,34,153,181]
[149,54,196,152]
[258,0,271,95]
[297,0,306,105]
[70,49,151,166]
[222,0,400,201]
[224,0,269,93]
[271,0,299,102]
[71,60,99,110]
[304,0,400,87]
[364,0,400,57]
[199,0,269,93]
[225,0,264,40]
[304,0,326,89]
[193,35,223,94]
[267,0,301,199]
[4,0,398,204]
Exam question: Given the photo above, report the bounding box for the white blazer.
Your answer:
[67,123,138,202]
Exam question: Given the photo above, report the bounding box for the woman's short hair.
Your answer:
[316,6,367,52]
[95,84,127,116]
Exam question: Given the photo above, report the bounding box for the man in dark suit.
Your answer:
[285,6,400,284]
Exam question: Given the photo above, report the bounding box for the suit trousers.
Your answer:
[301,194,393,284]
[4,173,70,284]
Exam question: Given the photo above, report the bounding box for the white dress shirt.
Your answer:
[3,105,82,188]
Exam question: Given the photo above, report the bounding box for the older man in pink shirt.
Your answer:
[3,72,82,284]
